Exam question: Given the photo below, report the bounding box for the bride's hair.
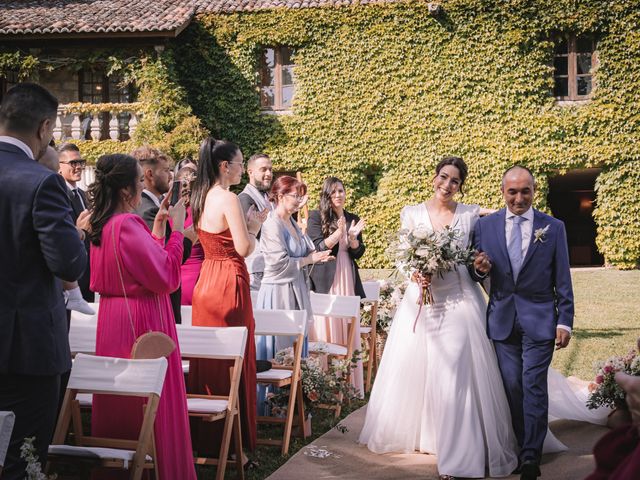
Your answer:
[318,176,344,238]
[435,156,468,197]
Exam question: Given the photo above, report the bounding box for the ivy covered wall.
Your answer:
[167,0,640,268]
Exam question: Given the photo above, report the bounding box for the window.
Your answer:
[0,71,20,102]
[79,69,136,104]
[259,46,295,111]
[553,34,596,101]
[79,69,136,140]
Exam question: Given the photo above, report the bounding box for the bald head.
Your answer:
[501,166,535,215]
[38,145,59,172]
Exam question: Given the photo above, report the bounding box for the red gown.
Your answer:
[189,228,257,453]
[586,424,640,480]
[90,213,196,479]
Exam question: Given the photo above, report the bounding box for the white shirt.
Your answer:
[143,189,162,208]
[505,207,534,259]
[0,135,34,159]
[505,207,571,335]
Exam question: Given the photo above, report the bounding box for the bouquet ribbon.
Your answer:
[413,275,434,333]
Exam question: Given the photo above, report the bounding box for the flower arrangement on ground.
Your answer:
[587,347,640,410]
[265,348,360,418]
[360,278,407,334]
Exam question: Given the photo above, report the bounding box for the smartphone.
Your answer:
[170,180,181,206]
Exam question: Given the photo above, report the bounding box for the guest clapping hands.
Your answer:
[307,176,366,396]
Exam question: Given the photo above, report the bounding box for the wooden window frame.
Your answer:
[554,34,597,102]
[259,46,295,112]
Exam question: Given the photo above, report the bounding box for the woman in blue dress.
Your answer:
[255,175,333,414]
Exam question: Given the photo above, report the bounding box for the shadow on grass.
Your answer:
[571,328,637,339]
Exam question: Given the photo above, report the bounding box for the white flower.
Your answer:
[534,225,550,243]
[415,246,431,257]
[412,226,429,239]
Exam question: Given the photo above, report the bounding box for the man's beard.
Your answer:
[255,179,272,193]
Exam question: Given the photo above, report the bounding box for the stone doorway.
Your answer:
[547,168,604,266]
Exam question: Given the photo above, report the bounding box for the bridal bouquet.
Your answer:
[387,224,475,330]
[587,347,640,410]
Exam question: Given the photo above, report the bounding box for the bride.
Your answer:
[358,157,609,479]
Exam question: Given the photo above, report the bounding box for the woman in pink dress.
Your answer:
[88,154,196,479]
[175,163,204,305]
[307,176,367,397]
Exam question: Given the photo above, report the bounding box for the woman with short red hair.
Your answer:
[255,175,333,414]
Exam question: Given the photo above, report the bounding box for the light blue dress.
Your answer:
[255,212,314,415]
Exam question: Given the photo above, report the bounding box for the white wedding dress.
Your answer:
[359,203,610,478]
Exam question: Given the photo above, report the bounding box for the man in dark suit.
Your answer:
[132,146,193,323]
[0,83,87,479]
[57,142,94,307]
[238,153,273,291]
[472,166,574,480]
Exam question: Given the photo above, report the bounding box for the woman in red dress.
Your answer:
[188,138,265,457]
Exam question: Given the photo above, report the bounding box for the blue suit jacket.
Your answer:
[0,141,87,375]
[472,208,574,342]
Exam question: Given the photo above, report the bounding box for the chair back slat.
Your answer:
[253,309,306,336]
[176,326,248,359]
[181,305,192,327]
[309,292,360,318]
[69,309,98,355]
[68,354,167,397]
[250,290,258,306]
[361,281,381,302]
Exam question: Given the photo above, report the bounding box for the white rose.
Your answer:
[415,246,431,257]
[413,226,429,239]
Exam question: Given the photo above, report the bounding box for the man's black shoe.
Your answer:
[520,460,541,480]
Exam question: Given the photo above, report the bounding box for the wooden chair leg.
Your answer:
[295,380,310,438]
[216,413,235,480]
[233,412,245,480]
[282,380,299,455]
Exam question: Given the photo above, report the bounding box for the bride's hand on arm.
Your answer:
[479,207,497,217]
[473,251,492,275]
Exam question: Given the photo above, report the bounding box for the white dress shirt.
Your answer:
[143,189,162,208]
[0,135,34,159]
[505,207,571,335]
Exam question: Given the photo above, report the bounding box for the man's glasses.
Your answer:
[60,160,87,168]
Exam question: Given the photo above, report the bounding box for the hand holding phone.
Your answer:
[170,180,181,206]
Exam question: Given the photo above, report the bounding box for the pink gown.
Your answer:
[90,213,196,479]
[180,207,204,305]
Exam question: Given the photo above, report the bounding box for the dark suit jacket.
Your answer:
[67,186,94,302]
[135,191,192,323]
[239,191,264,240]
[307,209,366,298]
[0,142,87,375]
[472,208,574,342]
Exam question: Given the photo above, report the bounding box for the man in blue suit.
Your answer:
[0,83,87,479]
[472,166,574,480]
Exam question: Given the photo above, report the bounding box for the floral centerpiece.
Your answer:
[387,224,475,330]
[587,347,640,410]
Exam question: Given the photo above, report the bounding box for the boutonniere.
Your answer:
[534,225,550,243]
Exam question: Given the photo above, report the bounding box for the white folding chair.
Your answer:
[176,326,247,480]
[254,309,308,455]
[69,308,98,356]
[360,281,381,392]
[308,292,361,416]
[180,305,193,327]
[250,290,258,306]
[48,354,168,480]
[0,411,15,477]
